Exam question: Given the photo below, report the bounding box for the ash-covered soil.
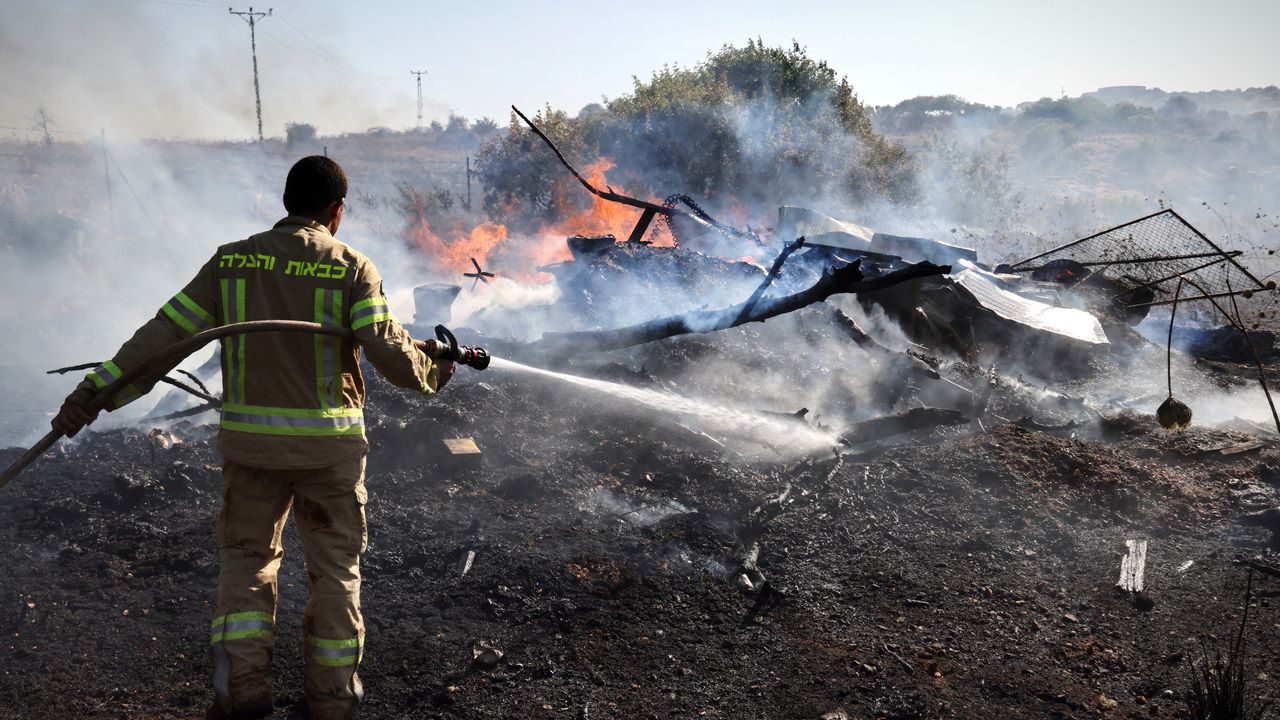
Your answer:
[2,330,1279,720]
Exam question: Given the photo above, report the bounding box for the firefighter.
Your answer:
[52,156,451,720]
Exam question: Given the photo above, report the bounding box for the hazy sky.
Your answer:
[2,0,1277,139]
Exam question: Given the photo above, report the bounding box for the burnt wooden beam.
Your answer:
[626,207,658,244]
[1116,539,1148,592]
[831,307,895,355]
[840,407,968,445]
[532,260,951,355]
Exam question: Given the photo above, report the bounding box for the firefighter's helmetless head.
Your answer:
[284,155,348,236]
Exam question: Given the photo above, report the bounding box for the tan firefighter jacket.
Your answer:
[67,216,438,469]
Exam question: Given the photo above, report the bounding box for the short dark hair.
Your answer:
[283,156,347,215]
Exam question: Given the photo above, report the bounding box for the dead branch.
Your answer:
[512,105,676,217]
[840,407,968,445]
[172,368,212,396]
[151,401,219,423]
[533,260,951,355]
[733,237,805,325]
[512,106,759,244]
[883,644,915,674]
[746,483,794,526]
[47,362,221,406]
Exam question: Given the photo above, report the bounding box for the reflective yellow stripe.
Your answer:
[107,383,144,410]
[350,295,392,331]
[234,280,246,403]
[211,629,272,644]
[220,421,364,437]
[162,303,200,335]
[349,296,385,313]
[220,279,233,402]
[161,291,215,336]
[85,360,143,410]
[176,291,216,324]
[211,611,273,628]
[86,360,121,389]
[314,288,344,409]
[210,612,273,645]
[220,403,365,437]
[220,279,247,404]
[221,404,362,418]
[309,636,362,667]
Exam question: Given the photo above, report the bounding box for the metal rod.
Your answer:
[1006,208,1174,269]
[1128,288,1256,308]
[1020,250,1237,272]
[1119,255,1236,294]
[1008,208,1267,291]
[1167,208,1267,289]
[1167,279,1183,397]
[1226,277,1280,436]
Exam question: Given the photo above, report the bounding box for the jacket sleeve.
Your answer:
[349,259,438,395]
[66,255,221,411]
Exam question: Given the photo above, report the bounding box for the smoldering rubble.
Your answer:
[5,147,1280,720]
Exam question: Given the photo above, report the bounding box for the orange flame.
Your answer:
[404,157,677,283]
[409,215,508,273]
[543,159,675,247]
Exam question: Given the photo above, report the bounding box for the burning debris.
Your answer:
[7,91,1280,720]
[463,256,495,289]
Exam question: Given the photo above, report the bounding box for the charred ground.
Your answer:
[2,315,1279,720]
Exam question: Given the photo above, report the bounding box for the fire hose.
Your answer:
[0,320,489,490]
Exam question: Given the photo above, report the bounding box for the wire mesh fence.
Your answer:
[1007,209,1269,311]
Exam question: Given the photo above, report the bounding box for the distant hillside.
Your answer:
[1081,85,1280,116]
[868,87,1280,259]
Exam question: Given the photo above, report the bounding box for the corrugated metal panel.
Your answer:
[951,260,1109,345]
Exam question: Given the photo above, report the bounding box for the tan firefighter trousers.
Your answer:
[211,456,368,719]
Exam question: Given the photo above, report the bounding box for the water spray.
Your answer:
[487,357,838,455]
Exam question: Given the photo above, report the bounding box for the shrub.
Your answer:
[284,122,318,150]
[475,40,917,234]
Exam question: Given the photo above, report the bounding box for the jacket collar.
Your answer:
[274,215,332,235]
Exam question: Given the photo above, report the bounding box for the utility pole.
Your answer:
[465,156,472,212]
[410,70,427,129]
[229,6,273,144]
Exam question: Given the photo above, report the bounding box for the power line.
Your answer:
[257,25,371,84]
[228,6,272,144]
[410,70,428,129]
[271,18,389,82]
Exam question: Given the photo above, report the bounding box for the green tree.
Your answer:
[476,40,916,234]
